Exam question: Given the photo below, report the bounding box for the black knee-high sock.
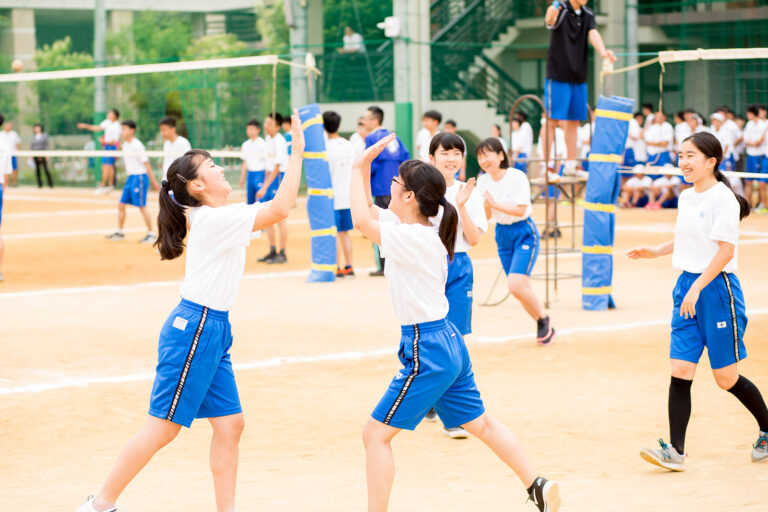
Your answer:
[728,375,768,432]
[669,376,693,454]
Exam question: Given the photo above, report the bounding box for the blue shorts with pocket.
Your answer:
[149,299,241,427]
[544,78,588,121]
[119,174,149,207]
[496,219,540,276]
[670,271,748,370]
[371,319,485,430]
[102,143,117,166]
[446,252,473,335]
[746,155,765,182]
[246,170,265,205]
[335,208,353,232]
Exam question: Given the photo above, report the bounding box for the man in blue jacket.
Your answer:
[363,105,410,276]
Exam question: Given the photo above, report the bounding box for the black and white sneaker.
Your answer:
[536,316,555,345]
[528,477,561,512]
[139,233,157,244]
[78,495,117,512]
[267,251,287,264]
[105,232,125,241]
[443,426,468,439]
[424,408,438,422]
[258,249,277,263]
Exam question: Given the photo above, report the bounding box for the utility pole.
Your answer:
[93,0,107,181]
[287,0,309,108]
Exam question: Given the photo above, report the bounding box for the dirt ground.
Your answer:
[1,186,767,511]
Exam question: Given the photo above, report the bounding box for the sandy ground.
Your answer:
[1,186,768,511]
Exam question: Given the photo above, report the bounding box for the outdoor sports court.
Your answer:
[1,187,766,511]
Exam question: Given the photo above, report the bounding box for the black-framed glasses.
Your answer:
[391,176,404,187]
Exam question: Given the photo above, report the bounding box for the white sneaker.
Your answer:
[0,271,4,282]
[546,172,561,183]
[139,232,157,244]
[78,495,117,512]
[104,186,114,193]
[562,160,579,176]
[443,426,468,439]
[94,187,105,195]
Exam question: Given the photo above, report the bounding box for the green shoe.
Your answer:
[752,431,768,463]
[640,438,685,471]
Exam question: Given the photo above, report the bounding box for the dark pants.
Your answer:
[34,157,53,188]
[373,195,391,271]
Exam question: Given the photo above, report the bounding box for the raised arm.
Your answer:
[252,110,304,232]
[351,133,397,244]
[77,123,102,133]
[588,29,617,63]
[545,4,560,27]
[455,178,482,246]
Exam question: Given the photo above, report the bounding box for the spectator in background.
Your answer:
[624,112,646,169]
[416,110,441,162]
[362,105,410,276]
[77,107,121,194]
[30,123,53,188]
[444,119,458,134]
[340,26,364,53]
[644,111,674,175]
[282,115,293,156]
[510,115,532,174]
[349,116,367,159]
[491,124,508,153]
[159,116,191,181]
[641,102,655,128]
[0,121,21,187]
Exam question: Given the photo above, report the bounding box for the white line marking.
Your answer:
[4,227,147,240]
[3,208,117,219]
[5,194,117,205]
[3,308,767,396]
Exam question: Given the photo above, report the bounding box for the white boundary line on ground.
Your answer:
[3,308,767,396]
[3,208,117,219]
[4,227,148,240]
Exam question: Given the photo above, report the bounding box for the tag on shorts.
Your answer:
[716,321,727,329]
[173,317,188,331]
[522,244,530,250]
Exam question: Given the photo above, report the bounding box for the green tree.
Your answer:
[30,37,94,135]
[323,0,392,48]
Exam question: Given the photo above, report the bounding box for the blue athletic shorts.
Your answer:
[762,156,768,183]
[623,148,637,167]
[371,319,485,430]
[670,271,748,370]
[120,174,149,207]
[149,299,241,427]
[513,152,528,174]
[335,208,353,232]
[263,173,282,202]
[719,155,735,172]
[446,252,474,335]
[496,220,539,276]
[102,143,117,166]
[745,155,762,182]
[647,151,671,180]
[246,170,265,205]
[544,78,588,121]
[11,156,17,171]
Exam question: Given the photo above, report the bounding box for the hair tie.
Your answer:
[168,190,187,209]
[161,179,170,190]
[438,197,447,206]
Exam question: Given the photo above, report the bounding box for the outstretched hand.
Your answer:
[355,133,396,168]
[456,177,476,208]
[290,109,305,157]
[627,246,657,259]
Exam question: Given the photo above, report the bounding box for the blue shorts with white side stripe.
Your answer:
[495,220,540,276]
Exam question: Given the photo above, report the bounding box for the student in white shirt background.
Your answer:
[323,110,356,278]
[340,26,364,53]
[510,114,533,174]
[258,112,290,264]
[159,116,191,182]
[491,123,509,153]
[416,110,441,163]
[0,113,11,282]
[105,120,160,244]
[644,110,674,179]
[349,116,368,160]
[629,131,768,471]
[624,112,646,169]
[742,105,767,211]
[237,119,268,208]
[577,111,594,172]
[0,120,21,187]
[78,107,122,194]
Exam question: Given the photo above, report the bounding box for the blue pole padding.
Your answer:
[581,95,634,310]
[299,103,337,283]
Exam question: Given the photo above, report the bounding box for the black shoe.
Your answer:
[550,228,562,239]
[267,252,287,264]
[369,269,385,277]
[536,316,555,345]
[424,408,438,422]
[528,477,561,512]
[258,249,277,263]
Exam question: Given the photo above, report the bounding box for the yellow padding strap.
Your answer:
[595,109,632,122]
[588,153,623,163]
[582,286,612,295]
[311,263,337,272]
[303,151,328,160]
[302,115,323,130]
[307,188,334,197]
[583,201,615,213]
[311,227,337,237]
[582,245,613,254]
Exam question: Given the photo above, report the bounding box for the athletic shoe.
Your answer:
[105,232,125,241]
[267,252,287,264]
[443,427,468,439]
[369,269,385,277]
[542,228,562,240]
[139,233,157,244]
[78,495,117,512]
[527,477,561,512]
[640,438,685,471]
[343,266,355,277]
[562,160,578,176]
[424,408,438,422]
[752,431,768,463]
[258,249,276,263]
[546,172,562,183]
[94,187,106,195]
[537,316,555,345]
[0,271,4,282]
[336,267,345,278]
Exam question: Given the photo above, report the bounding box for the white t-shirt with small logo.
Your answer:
[122,138,149,175]
[672,182,739,273]
[476,169,532,224]
[378,208,449,325]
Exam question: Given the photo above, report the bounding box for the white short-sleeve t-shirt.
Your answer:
[122,138,149,175]
[744,119,766,157]
[644,122,674,156]
[0,129,21,150]
[240,137,267,173]
[378,209,449,325]
[266,133,288,173]
[476,169,532,224]
[162,136,192,178]
[0,138,12,177]
[349,132,366,159]
[672,182,739,273]
[180,202,265,310]
[625,175,652,189]
[430,180,488,253]
[416,128,438,163]
[326,136,355,210]
[100,119,122,144]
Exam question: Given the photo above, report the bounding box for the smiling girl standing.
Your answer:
[629,131,768,471]
[78,112,304,512]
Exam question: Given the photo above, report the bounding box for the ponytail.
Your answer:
[683,132,750,221]
[154,150,208,260]
[714,169,751,220]
[398,159,457,261]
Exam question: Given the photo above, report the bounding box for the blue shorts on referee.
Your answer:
[544,78,588,121]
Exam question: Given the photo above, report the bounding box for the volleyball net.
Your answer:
[0,55,318,186]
